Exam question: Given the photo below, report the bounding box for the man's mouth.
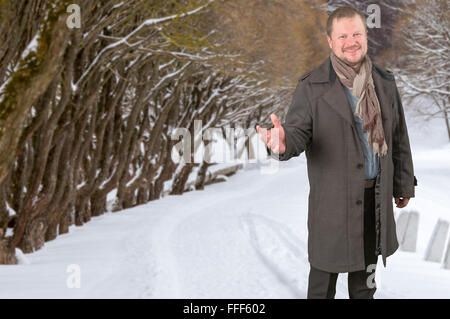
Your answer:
[344,48,360,54]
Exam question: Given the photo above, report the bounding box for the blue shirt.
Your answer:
[343,86,379,179]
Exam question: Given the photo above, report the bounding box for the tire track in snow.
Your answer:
[240,212,309,298]
[134,210,182,298]
[85,213,164,298]
[124,223,159,298]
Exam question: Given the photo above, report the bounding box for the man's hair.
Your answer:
[326,6,367,37]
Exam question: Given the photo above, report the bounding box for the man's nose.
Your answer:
[345,38,359,49]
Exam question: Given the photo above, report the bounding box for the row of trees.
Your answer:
[0,0,294,263]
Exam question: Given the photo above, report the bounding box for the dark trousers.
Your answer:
[307,185,378,299]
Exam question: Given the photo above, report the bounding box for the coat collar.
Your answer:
[309,57,335,84]
[311,56,394,129]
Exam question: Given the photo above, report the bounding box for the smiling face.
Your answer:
[327,14,368,71]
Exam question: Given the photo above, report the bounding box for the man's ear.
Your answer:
[326,35,332,49]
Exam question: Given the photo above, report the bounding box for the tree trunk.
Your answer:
[195,161,211,190]
[136,186,148,205]
[91,192,106,217]
[170,163,194,195]
[443,106,450,141]
[0,238,17,265]
[0,10,69,185]
[58,206,71,235]
[18,217,47,253]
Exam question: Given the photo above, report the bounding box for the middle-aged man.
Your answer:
[256,6,417,299]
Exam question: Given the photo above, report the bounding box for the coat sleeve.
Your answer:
[267,78,313,161]
[392,80,416,198]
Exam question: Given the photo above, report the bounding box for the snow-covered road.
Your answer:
[1,144,450,298]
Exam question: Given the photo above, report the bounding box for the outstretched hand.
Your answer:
[256,114,286,154]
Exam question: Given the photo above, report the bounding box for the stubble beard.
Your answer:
[338,50,367,72]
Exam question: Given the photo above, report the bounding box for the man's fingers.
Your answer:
[270,114,281,128]
[257,125,270,145]
[272,144,279,154]
[257,122,281,152]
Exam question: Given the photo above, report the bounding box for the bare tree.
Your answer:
[388,0,449,140]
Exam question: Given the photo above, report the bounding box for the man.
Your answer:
[257,6,417,299]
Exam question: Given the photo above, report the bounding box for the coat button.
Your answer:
[357,163,363,169]
[356,199,362,205]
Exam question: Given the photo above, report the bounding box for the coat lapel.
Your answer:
[322,76,356,129]
[311,58,356,129]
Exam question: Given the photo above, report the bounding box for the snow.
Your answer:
[126,166,142,187]
[15,249,30,265]
[5,229,13,238]
[20,33,39,61]
[71,81,78,92]
[5,201,16,217]
[76,181,86,190]
[106,188,117,203]
[0,113,449,299]
[112,1,124,10]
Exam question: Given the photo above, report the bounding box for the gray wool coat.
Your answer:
[269,57,417,273]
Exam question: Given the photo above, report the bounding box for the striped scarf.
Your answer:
[330,51,388,157]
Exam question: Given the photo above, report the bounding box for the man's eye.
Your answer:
[354,33,361,37]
